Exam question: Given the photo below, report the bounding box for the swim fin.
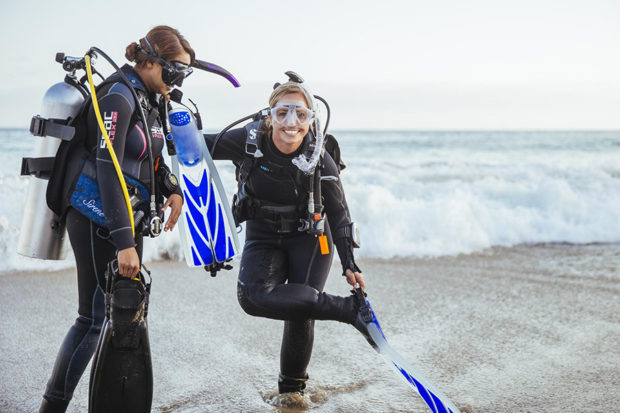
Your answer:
[88,260,152,413]
[169,107,239,269]
[352,288,461,413]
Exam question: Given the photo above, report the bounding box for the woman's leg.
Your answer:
[40,209,142,412]
[278,226,336,393]
[237,227,356,393]
[236,233,355,322]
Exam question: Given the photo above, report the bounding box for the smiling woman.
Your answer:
[268,87,314,153]
[203,75,367,397]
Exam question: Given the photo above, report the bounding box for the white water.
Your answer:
[2,129,619,273]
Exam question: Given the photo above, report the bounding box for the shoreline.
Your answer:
[1,243,618,412]
[4,240,619,277]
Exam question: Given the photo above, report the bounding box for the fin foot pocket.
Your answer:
[350,287,378,348]
[88,259,153,413]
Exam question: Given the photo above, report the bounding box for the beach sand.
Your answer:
[1,243,618,412]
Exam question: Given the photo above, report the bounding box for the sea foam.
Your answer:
[2,129,619,273]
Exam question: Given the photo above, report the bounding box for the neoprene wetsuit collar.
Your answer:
[120,64,147,93]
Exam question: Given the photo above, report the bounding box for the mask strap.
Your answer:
[139,37,156,56]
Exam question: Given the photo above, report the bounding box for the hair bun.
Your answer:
[125,42,139,62]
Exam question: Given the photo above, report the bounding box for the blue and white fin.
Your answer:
[169,108,239,267]
[359,293,461,413]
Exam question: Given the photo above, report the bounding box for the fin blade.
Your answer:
[364,303,461,413]
[170,107,239,267]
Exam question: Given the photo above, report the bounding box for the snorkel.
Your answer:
[277,72,325,176]
[210,71,332,236]
[192,59,240,88]
[272,72,332,235]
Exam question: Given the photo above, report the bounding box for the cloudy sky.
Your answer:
[1,0,618,129]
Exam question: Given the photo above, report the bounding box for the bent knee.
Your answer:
[237,282,262,317]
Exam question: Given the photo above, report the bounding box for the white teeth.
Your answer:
[284,130,298,135]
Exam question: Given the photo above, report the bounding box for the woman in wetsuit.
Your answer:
[39,26,193,413]
[205,80,367,394]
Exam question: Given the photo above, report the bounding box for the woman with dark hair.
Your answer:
[205,79,368,395]
[39,25,194,413]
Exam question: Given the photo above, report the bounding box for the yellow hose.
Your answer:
[84,54,135,236]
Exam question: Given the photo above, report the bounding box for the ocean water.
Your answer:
[2,129,619,273]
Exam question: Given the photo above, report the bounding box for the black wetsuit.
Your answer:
[205,126,360,392]
[41,66,177,411]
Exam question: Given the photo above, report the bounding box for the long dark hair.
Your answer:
[125,25,195,66]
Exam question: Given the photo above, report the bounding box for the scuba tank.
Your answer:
[18,66,86,260]
[18,50,241,261]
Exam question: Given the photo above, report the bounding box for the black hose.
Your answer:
[210,109,268,157]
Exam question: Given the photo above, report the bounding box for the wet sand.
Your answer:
[1,243,618,412]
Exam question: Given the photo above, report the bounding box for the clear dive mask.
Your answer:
[269,105,314,126]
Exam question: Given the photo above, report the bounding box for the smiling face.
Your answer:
[270,92,312,154]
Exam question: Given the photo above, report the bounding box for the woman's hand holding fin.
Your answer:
[118,247,140,278]
[345,269,366,290]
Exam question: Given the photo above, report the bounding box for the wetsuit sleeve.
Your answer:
[95,83,137,250]
[155,157,183,199]
[321,153,362,275]
[204,127,247,162]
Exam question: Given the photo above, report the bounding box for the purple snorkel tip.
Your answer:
[192,59,241,88]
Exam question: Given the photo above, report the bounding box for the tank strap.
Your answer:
[20,156,55,179]
[29,115,75,141]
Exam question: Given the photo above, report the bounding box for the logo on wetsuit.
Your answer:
[151,125,165,140]
[99,111,118,149]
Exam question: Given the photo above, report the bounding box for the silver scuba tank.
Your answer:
[17,80,85,259]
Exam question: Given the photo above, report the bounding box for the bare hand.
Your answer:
[162,193,183,231]
[117,247,140,278]
[345,269,366,290]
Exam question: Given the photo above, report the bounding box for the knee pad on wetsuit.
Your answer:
[237,281,260,317]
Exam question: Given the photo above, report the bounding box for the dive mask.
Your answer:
[269,105,314,126]
[137,38,193,87]
[156,58,193,87]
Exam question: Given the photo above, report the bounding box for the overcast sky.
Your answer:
[1,0,618,129]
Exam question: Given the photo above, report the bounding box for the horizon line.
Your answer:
[1,126,619,133]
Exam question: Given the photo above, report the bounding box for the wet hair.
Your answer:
[265,82,314,131]
[125,25,195,67]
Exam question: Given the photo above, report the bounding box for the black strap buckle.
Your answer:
[204,259,233,277]
[353,288,373,323]
[29,115,76,141]
[20,157,54,178]
[29,115,46,136]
